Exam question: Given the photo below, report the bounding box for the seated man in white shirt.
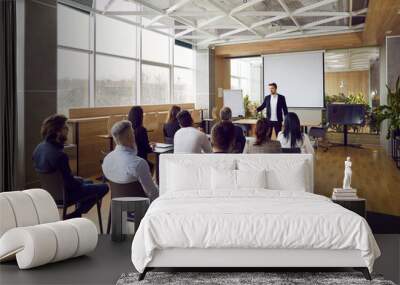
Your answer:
[173,110,212,154]
[102,120,159,202]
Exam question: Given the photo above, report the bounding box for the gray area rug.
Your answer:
[117,271,396,285]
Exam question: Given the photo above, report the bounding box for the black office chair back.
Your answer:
[281,147,301,153]
[107,180,147,199]
[164,136,174,144]
[308,127,326,138]
[37,171,66,205]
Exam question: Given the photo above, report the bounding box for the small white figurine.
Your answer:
[342,156,352,190]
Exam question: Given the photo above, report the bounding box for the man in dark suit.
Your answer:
[256,82,288,137]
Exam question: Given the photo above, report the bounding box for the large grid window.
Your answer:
[230,58,262,103]
[57,3,196,115]
[57,5,91,116]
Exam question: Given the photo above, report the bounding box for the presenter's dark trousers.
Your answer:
[268,120,282,138]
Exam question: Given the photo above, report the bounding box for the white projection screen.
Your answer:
[263,51,324,108]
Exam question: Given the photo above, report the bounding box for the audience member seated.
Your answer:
[211,121,235,153]
[220,106,246,153]
[128,106,154,171]
[163,105,181,144]
[246,118,281,153]
[174,110,212,153]
[277,112,314,154]
[33,114,109,218]
[102,120,159,202]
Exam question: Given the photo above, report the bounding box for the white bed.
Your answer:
[131,154,380,280]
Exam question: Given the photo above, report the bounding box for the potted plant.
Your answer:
[375,77,400,139]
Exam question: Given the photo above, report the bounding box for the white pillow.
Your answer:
[237,159,309,191]
[211,168,236,190]
[167,160,235,191]
[236,169,267,189]
[266,161,307,191]
[211,169,267,190]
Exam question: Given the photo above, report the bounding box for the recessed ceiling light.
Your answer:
[386,30,392,34]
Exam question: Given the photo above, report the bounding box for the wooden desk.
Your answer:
[233,119,257,136]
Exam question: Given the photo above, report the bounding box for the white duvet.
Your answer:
[131,190,380,273]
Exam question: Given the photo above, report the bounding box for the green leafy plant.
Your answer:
[243,95,261,119]
[374,77,400,139]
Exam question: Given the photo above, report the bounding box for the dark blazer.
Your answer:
[134,126,153,161]
[163,120,180,144]
[33,140,82,192]
[256,94,288,122]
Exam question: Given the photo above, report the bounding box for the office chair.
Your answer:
[105,180,147,234]
[37,171,104,234]
[281,147,301,153]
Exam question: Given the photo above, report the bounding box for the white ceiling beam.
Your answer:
[235,11,286,17]
[219,28,247,38]
[292,0,339,15]
[144,0,192,27]
[128,0,217,41]
[250,14,287,29]
[147,24,188,30]
[352,8,368,16]
[295,11,350,17]
[104,10,158,16]
[207,0,263,38]
[265,27,298,38]
[302,15,348,29]
[144,15,165,27]
[229,0,264,15]
[349,0,353,27]
[174,15,224,38]
[102,0,116,14]
[277,0,301,32]
[170,11,223,17]
[175,27,195,38]
[180,35,209,39]
[200,24,242,29]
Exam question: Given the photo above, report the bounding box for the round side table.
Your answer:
[111,197,149,242]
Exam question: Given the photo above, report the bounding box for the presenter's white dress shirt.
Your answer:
[174,127,212,154]
[102,145,158,201]
[270,94,278,121]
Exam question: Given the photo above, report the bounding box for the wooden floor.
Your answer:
[314,145,400,217]
[81,144,400,233]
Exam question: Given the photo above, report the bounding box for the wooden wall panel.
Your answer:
[325,70,369,97]
[363,0,400,45]
[77,118,108,178]
[214,32,365,57]
[214,55,231,117]
[69,103,195,119]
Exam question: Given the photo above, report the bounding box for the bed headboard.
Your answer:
[159,154,314,195]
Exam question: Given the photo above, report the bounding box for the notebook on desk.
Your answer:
[155,143,173,148]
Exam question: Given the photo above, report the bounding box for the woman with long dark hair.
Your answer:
[277,112,314,154]
[128,106,154,167]
[246,118,281,153]
[163,105,181,144]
